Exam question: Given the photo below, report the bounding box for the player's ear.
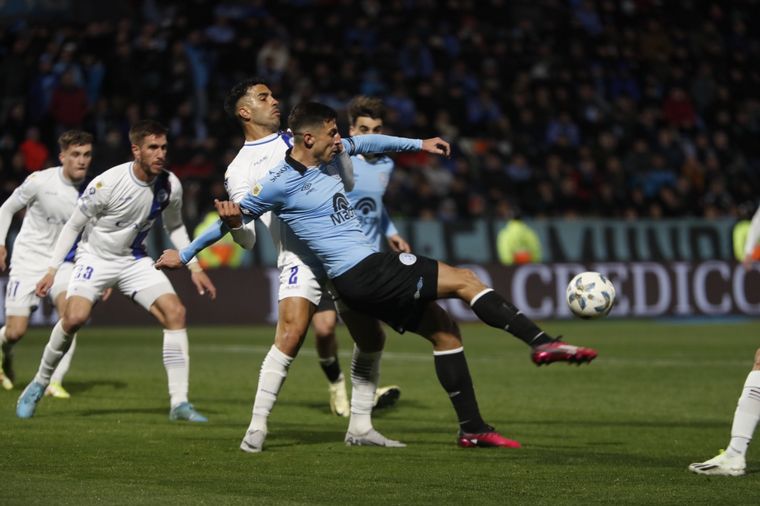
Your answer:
[303,132,314,148]
[238,105,251,121]
[58,150,66,165]
[130,143,140,160]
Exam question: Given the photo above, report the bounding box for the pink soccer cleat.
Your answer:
[531,338,598,366]
[457,426,521,449]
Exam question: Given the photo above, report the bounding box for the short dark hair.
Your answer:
[348,96,385,125]
[288,102,338,135]
[224,77,269,119]
[128,119,168,145]
[58,130,93,151]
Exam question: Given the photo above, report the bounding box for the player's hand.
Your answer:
[155,249,184,270]
[190,270,217,300]
[214,199,243,229]
[35,270,56,297]
[101,287,113,302]
[387,234,411,253]
[421,137,451,157]
[0,245,7,271]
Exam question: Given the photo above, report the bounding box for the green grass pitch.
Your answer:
[1,320,759,504]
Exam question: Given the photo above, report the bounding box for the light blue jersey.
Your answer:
[348,154,398,251]
[180,134,422,279]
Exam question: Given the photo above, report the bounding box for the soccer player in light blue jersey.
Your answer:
[158,102,598,449]
[311,97,407,413]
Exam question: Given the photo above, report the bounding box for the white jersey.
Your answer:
[3,167,80,275]
[224,131,318,273]
[77,162,184,260]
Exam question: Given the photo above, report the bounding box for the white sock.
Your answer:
[348,346,381,435]
[163,329,190,408]
[50,335,77,384]
[248,345,293,433]
[726,370,760,458]
[33,321,74,386]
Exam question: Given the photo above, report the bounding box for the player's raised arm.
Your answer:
[35,207,90,297]
[341,134,451,158]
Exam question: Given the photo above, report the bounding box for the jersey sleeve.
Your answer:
[238,177,280,219]
[162,173,185,231]
[13,171,43,207]
[224,163,251,204]
[77,175,112,218]
[342,134,423,156]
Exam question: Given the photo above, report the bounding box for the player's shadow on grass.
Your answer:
[297,398,427,417]
[61,380,128,395]
[502,419,728,430]
[77,406,168,417]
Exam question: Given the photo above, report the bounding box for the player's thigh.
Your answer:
[340,308,385,353]
[49,262,74,303]
[436,261,487,301]
[4,271,42,325]
[3,315,30,340]
[412,301,462,351]
[62,295,95,330]
[116,257,176,312]
[66,253,120,304]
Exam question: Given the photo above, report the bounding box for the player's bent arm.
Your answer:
[47,207,90,272]
[179,219,230,265]
[334,150,355,191]
[342,135,422,157]
[0,194,27,246]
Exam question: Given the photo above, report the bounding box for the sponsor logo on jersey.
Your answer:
[95,181,103,189]
[330,193,355,225]
[157,189,169,203]
[252,183,262,196]
[399,253,417,266]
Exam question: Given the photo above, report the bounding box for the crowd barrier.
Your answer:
[3,260,757,326]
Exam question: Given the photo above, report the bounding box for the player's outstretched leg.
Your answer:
[16,320,75,418]
[439,262,597,365]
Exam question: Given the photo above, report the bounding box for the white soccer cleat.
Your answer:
[345,428,406,448]
[329,377,350,417]
[373,385,401,410]
[45,381,71,399]
[240,430,267,453]
[688,450,746,476]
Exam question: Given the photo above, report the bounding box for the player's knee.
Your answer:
[753,348,760,369]
[3,322,27,341]
[163,302,186,328]
[62,308,89,332]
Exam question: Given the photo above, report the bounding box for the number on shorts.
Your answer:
[6,280,20,298]
[74,265,94,280]
[289,266,298,285]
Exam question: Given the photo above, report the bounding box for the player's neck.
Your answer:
[244,123,278,142]
[290,146,319,167]
[131,163,157,183]
[61,168,85,185]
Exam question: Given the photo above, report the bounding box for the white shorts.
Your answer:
[4,262,74,317]
[277,253,323,306]
[66,253,175,310]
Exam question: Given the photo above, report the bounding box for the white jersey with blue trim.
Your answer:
[224,131,321,271]
[347,154,395,251]
[4,166,80,275]
[76,162,182,260]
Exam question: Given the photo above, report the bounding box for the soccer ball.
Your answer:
[566,271,616,319]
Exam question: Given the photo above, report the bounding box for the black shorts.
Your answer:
[316,292,337,312]
[331,252,439,333]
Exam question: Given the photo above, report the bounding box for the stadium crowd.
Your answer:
[1,0,759,227]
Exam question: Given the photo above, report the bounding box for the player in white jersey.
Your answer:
[210,78,443,452]
[0,130,95,396]
[15,120,216,422]
[688,203,760,476]
[311,97,407,413]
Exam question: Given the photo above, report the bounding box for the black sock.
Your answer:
[434,349,488,434]
[471,290,553,347]
[319,355,343,383]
